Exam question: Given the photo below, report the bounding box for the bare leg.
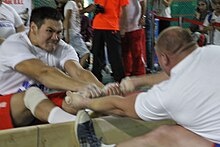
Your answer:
[10,92,35,127]
[23,87,76,124]
[117,125,213,147]
[34,99,56,122]
[34,99,77,122]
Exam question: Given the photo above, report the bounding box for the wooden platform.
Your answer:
[0,116,175,147]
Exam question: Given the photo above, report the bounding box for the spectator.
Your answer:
[203,0,220,45]
[0,0,25,45]
[190,0,212,33]
[120,0,147,76]
[151,0,173,33]
[81,0,128,83]
[56,0,91,68]
[67,26,220,147]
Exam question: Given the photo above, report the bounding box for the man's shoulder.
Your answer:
[4,32,26,44]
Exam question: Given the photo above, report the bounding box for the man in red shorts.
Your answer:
[0,87,78,130]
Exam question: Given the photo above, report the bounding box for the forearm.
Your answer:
[79,69,104,88]
[37,67,87,91]
[85,94,139,118]
[80,4,95,14]
[63,20,70,43]
[84,96,124,115]
[133,71,169,88]
[140,0,146,17]
[65,60,104,88]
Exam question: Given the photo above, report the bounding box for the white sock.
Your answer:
[48,107,76,124]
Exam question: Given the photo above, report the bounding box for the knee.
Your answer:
[154,125,175,136]
[141,125,175,142]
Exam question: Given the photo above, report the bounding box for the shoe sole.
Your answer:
[75,110,90,146]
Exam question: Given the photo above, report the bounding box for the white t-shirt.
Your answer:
[64,0,81,34]
[153,0,171,18]
[0,32,79,95]
[203,12,220,45]
[0,2,23,38]
[135,45,220,144]
[121,0,143,32]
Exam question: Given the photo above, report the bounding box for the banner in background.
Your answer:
[4,0,32,26]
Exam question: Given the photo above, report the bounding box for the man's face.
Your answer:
[32,19,63,52]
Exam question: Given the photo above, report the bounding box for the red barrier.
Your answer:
[153,14,220,27]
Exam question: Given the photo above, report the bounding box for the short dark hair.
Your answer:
[30,6,63,28]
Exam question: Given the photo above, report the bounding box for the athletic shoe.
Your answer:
[75,110,102,147]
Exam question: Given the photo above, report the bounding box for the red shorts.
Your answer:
[0,94,14,130]
[0,91,66,130]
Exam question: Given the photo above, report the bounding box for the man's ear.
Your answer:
[30,22,38,34]
[161,53,169,66]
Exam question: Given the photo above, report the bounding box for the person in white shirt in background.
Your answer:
[0,0,25,45]
[56,0,91,68]
[151,0,173,33]
[203,0,220,45]
[120,0,147,77]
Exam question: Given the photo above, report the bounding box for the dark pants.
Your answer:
[91,29,125,82]
[159,19,170,33]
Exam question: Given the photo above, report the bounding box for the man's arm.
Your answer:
[63,9,71,43]
[15,59,93,92]
[120,72,169,94]
[64,60,104,88]
[119,4,127,36]
[80,4,96,14]
[139,0,146,26]
[162,0,173,7]
[66,91,140,119]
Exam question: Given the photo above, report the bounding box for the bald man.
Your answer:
[67,26,220,147]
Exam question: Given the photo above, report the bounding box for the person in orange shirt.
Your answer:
[82,0,128,83]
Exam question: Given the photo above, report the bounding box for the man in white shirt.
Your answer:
[0,0,25,45]
[0,7,121,130]
[0,6,104,96]
[67,27,220,147]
